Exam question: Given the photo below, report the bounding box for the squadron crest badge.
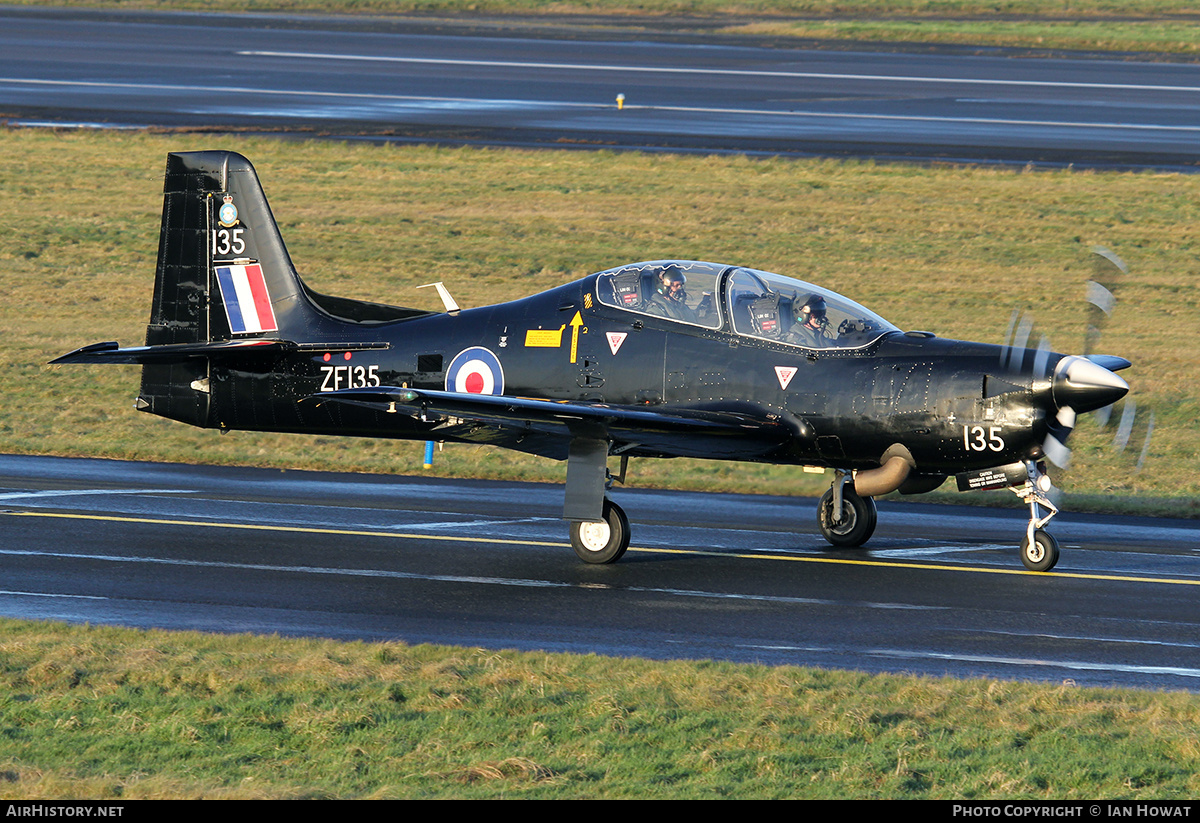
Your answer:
[217,194,239,228]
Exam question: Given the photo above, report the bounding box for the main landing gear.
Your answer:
[1013,460,1061,572]
[817,472,877,548]
[566,454,631,564]
[569,498,630,564]
[563,441,630,564]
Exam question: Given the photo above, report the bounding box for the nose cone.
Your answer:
[1052,355,1129,414]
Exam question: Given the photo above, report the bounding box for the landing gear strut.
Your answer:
[1013,460,1061,572]
[817,472,877,547]
[564,441,631,564]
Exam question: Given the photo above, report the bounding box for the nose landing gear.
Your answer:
[1014,460,1061,572]
[1020,528,1060,572]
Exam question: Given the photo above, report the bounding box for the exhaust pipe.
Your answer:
[852,453,913,498]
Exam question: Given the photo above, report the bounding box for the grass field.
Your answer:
[1,618,1199,799]
[7,127,1198,512]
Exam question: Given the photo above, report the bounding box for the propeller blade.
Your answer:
[1084,247,1124,375]
[1084,276,1117,355]
[1137,412,1155,472]
[1043,433,1072,469]
[1001,248,1142,477]
[1107,400,1156,472]
[1085,277,1117,318]
[1001,308,1021,370]
[1084,249,1152,472]
[1042,405,1078,470]
[1057,406,1078,432]
[1014,248,1147,479]
[1084,354,1131,373]
[1012,314,1034,360]
[1033,334,1052,382]
[1000,310,1040,374]
[1092,245,1129,278]
[1113,400,1136,452]
[1085,246,1125,358]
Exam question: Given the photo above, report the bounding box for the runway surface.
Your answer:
[4,454,1199,690]
[4,7,1200,166]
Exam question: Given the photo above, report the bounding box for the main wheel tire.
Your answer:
[570,500,630,564]
[1020,529,1060,572]
[817,488,877,548]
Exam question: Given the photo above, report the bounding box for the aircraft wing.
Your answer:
[312,386,794,460]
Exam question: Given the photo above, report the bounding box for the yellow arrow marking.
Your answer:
[569,311,584,364]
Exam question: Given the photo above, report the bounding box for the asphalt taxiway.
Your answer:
[4,7,1200,167]
[4,454,1199,690]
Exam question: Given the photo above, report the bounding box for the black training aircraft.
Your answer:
[54,151,1133,572]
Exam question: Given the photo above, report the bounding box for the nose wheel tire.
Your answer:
[570,500,630,564]
[1020,529,1060,572]
[817,488,877,548]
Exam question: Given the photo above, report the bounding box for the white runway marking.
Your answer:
[0,547,937,610]
[0,489,196,500]
[391,517,558,531]
[4,77,1198,134]
[873,649,1200,680]
[0,590,107,601]
[239,51,1200,94]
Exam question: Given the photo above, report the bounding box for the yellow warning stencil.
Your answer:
[524,325,566,347]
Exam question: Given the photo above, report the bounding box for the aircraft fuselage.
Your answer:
[177,275,1048,476]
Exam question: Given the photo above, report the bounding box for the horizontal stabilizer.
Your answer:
[52,339,389,365]
[51,339,290,365]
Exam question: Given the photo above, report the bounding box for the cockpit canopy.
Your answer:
[594,261,899,350]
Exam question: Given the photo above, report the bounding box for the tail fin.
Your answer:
[56,151,429,429]
[138,151,310,426]
[147,150,306,347]
[145,150,430,342]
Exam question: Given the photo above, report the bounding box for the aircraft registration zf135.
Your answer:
[55,152,1133,572]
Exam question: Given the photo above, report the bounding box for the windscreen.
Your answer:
[725,268,898,350]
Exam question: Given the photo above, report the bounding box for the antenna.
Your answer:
[417,282,461,316]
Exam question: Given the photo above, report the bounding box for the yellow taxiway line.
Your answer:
[5,509,1198,587]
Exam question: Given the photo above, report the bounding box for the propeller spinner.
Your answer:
[1040,354,1129,468]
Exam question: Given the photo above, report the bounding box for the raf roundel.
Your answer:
[446,347,505,396]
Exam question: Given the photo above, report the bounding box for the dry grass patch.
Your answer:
[4,127,1197,509]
